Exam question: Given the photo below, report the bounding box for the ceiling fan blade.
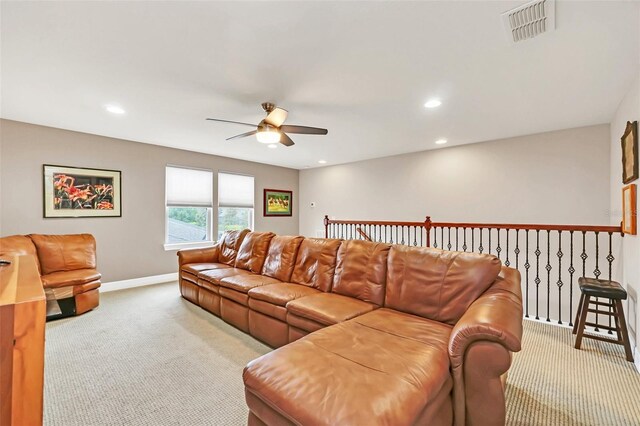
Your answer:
[264,107,288,127]
[279,125,328,135]
[226,130,257,141]
[279,133,295,147]
[206,118,257,128]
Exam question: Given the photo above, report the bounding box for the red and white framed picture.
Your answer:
[622,183,636,235]
[263,189,292,217]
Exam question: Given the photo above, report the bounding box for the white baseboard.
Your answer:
[635,347,640,373]
[101,272,178,293]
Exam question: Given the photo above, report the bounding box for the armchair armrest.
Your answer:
[177,245,220,267]
[448,267,523,426]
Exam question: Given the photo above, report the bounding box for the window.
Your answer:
[165,166,213,249]
[218,172,254,239]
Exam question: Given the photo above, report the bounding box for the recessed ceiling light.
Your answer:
[318,160,327,164]
[435,139,448,145]
[105,104,125,114]
[424,99,442,109]
[267,144,278,149]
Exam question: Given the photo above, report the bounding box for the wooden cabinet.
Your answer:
[0,255,46,426]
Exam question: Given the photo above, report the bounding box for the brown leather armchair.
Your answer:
[178,231,523,425]
[0,234,101,319]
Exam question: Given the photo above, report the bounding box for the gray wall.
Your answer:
[0,119,299,282]
[299,124,612,237]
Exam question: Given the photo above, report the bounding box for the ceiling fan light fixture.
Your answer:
[256,129,281,144]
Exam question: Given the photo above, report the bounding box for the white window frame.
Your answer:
[217,171,255,239]
[164,165,215,251]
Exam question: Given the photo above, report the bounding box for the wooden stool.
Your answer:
[573,277,634,362]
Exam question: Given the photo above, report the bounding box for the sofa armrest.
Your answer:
[448,267,523,426]
[177,245,220,267]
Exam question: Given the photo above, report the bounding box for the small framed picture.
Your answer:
[622,184,636,235]
[263,189,292,217]
[43,164,122,218]
[621,121,638,184]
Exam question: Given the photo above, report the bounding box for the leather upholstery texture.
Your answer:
[290,238,342,291]
[331,239,390,306]
[219,229,250,266]
[385,245,501,325]
[0,235,41,272]
[1,233,101,318]
[30,233,97,275]
[261,235,304,282]
[286,293,376,327]
[235,232,276,273]
[176,232,523,426]
[177,245,220,267]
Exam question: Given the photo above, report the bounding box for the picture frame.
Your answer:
[43,164,122,218]
[263,189,292,217]
[622,183,636,235]
[621,120,638,184]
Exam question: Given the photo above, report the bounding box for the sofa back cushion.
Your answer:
[29,234,97,275]
[235,231,275,273]
[331,240,390,306]
[0,235,41,273]
[290,238,342,292]
[218,229,250,266]
[261,235,304,282]
[385,245,501,325]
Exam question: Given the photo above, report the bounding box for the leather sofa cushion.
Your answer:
[198,268,253,285]
[386,245,501,325]
[219,287,249,306]
[220,274,281,294]
[332,240,390,306]
[73,281,101,295]
[290,238,342,292]
[218,229,250,266]
[181,263,230,275]
[261,235,304,282]
[41,269,102,288]
[0,235,41,273]
[235,232,275,273]
[248,298,288,322]
[244,312,452,425]
[248,283,320,307]
[286,293,376,326]
[197,278,220,294]
[30,234,97,274]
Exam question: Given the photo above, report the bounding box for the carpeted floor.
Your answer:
[44,282,640,425]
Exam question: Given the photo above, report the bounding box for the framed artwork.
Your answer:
[622,184,636,235]
[43,164,122,218]
[264,189,292,217]
[621,121,638,184]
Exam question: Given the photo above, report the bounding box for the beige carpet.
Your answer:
[44,282,640,425]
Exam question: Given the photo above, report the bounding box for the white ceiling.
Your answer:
[1,1,638,170]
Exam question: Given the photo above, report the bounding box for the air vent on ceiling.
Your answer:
[501,0,555,44]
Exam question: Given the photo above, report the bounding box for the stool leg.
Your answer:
[614,300,634,362]
[612,300,623,343]
[574,295,590,350]
[573,293,585,335]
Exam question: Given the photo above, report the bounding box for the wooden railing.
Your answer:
[324,215,624,330]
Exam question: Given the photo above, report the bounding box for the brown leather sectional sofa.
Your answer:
[0,234,100,319]
[178,229,523,426]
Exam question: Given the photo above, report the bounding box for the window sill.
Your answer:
[163,241,215,251]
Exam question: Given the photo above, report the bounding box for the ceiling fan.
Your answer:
[206,102,328,147]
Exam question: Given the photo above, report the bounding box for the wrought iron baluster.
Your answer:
[607,232,615,334]
[413,226,418,246]
[479,228,484,254]
[556,231,563,324]
[432,227,437,248]
[463,228,468,252]
[455,227,459,251]
[471,228,475,252]
[447,227,452,251]
[488,228,492,254]
[535,230,541,320]
[525,230,530,318]
[401,226,406,245]
[496,229,502,260]
[515,229,520,269]
[569,231,575,327]
[546,230,552,322]
[594,231,600,332]
[504,229,509,266]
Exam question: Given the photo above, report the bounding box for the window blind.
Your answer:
[218,172,254,208]
[166,166,213,207]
